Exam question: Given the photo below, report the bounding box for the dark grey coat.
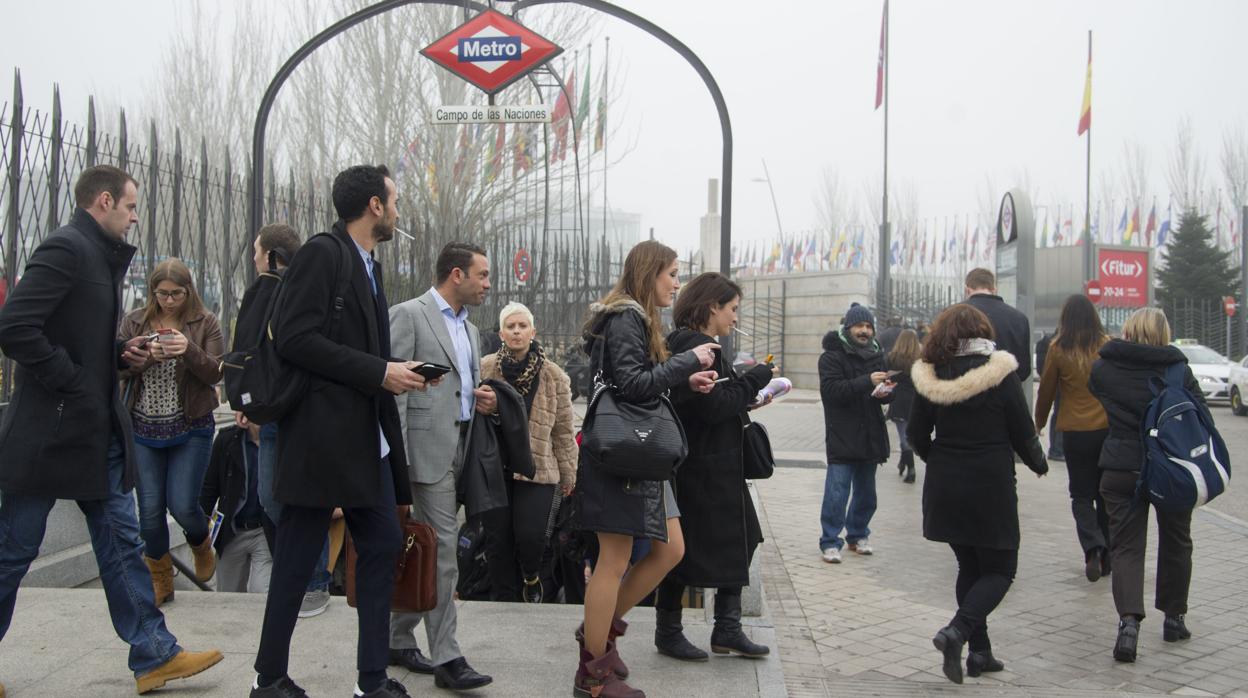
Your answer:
[0,209,137,500]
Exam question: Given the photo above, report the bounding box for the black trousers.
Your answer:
[655,577,741,613]
[949,544,1018,652]
[481,479,558,601]
[1061,429,1110,554]
[255,460,401,678]
[1099,469,1192,619]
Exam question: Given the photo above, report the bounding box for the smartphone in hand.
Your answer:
[410,362,453,380]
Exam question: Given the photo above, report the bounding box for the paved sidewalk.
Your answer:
[750,392,1248,697]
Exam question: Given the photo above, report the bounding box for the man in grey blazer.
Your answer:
[388,242,495,691]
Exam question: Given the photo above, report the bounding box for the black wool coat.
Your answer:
[576,300,701,542]
[271,224,411,508]
[199,426,257,555]
[1089,339,1204,473]
[963,295,1032,381]
[817,330,892,465]
[459,378,536,518]
[665,328,772,588]
[909,351,1048,550]
[885,356,916,422]
[0,209,138,500]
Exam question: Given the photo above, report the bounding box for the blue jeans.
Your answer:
[819,463,878,550]
[258,423,330,592]
[134,434,214,558]
[0,435,181,675]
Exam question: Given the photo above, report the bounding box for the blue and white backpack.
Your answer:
[1136,362,1231,512]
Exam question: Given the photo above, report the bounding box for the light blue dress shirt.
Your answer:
[351,238,389,459]
[430,287,476,421]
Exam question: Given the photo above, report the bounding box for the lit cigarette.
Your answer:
[732,326,751,337]
[395,227,416,241]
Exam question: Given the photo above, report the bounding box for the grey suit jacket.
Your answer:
[390,289,481,485]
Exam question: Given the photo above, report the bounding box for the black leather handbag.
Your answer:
[581,378,688,481]
[741,420,775,479]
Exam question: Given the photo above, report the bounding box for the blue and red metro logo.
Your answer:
[422,10,563,95]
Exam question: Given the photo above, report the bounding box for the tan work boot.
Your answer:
[135,649,223,694]
[144,554,175,607]
[1,678,6,697]
[190,537,216,582]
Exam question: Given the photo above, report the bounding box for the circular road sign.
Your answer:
[513,248,531,283]
[1085,279,1103,304]
[1224,296,1237,317]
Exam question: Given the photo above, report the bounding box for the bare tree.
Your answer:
[1166,116,1207,213]
[1222,126,1248,218]
[1118,141,1150,210]
[814,167,847,235]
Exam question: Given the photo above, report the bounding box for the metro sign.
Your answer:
[421,10,563,95]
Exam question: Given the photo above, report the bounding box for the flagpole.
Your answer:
[878,0,891,310]
[1084,30,1093,283]
[602,36,609,253]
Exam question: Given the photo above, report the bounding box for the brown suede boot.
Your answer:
[576,617,629,678]
[135,649,223,694]
[144,554,175,607]
[574,644,643,698]
[190,536,216,582]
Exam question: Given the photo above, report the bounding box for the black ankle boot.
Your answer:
[902,451,916,484]
[710,593,770,658]
[932,624,966,684]
[966,650,1004,677]
[1114,616,1140,662]
[1163,614,1191,642]
[654,608,708,661]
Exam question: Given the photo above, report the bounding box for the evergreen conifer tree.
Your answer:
[1156,210,1240,305]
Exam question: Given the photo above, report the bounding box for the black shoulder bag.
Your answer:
[579,327,688,481]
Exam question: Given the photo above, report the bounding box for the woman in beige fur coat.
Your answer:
[479,301,577,603]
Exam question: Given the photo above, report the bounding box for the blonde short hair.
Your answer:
[498,302,535,330]
[1122,307,1171,347]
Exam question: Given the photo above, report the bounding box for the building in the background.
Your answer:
[549,205,641,249]
[697,179,721,273]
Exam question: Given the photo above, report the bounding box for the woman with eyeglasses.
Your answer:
[119,258,224,605]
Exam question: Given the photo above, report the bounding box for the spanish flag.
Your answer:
[1077,47,1091,135]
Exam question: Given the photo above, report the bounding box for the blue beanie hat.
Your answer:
[843,302,875,329]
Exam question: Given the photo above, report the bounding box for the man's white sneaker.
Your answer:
[821,547,842,564]
[848,539,874,555]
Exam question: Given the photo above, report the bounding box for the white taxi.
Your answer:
[1173,339,1231,406]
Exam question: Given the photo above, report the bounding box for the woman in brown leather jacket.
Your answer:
[118,258,223,604]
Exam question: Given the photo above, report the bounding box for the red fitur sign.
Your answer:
[421,10,563,95]
[1096,248,1149,308]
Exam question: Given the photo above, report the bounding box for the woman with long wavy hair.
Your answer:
[886,329,922,483]
[574,241,719,698]
[118,258,224,605]
[1035,294,1111,582]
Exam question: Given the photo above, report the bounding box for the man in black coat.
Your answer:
[817,303,892,563]
[0,166,222,694]
[963,268,1031,383]
[251,165,429,698]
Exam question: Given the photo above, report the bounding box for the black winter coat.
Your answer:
[665,328,771,588]
[909,351,1048,550]
[199,426,260,555]
[0,209,138,500]
[964,294,1032,381]
[1089,339,1203,472]
[271,224,411,508]
[818,330,891,465]
[459,378,536,518]
[576,300,701,541]
[885,356,916,422]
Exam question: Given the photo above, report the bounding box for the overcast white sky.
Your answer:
[4,0,1246,254]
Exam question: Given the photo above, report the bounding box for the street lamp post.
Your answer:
[752,158,784,241]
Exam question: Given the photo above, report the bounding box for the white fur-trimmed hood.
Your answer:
[911,351,1019,405]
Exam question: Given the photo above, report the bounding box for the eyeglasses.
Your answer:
[154,289,187,299]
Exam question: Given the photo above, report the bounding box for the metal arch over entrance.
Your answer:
[246,0,734,279]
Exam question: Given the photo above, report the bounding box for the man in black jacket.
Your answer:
[0,166,222,694]
[251,165,429,698]
[963,268,1031,382]
[817,303,892,564]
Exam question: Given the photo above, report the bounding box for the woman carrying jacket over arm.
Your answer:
[573,241,719,698]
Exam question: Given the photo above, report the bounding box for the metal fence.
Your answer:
[0,76,626,401]
[1161,298,1247,360]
